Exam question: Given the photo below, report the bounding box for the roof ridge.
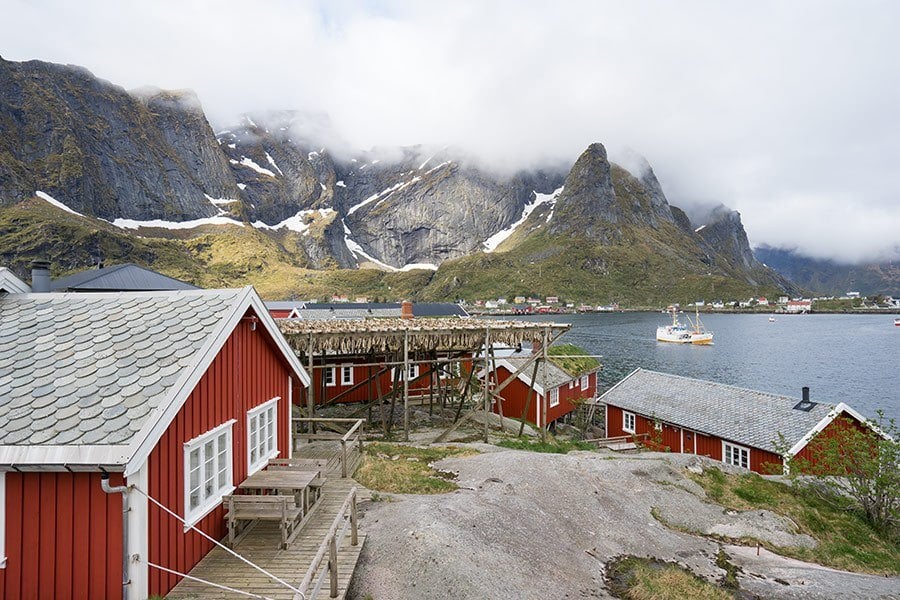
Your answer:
[10,287,245,300]
[638,368,833,407]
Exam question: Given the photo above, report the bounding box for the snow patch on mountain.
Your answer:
[35,191,84,217]
[347,177,422,216]
[482,187,564,252]
[252,208,335,235]
[230,157,276,178]
[265,152,284,176]
[113,216,245,230]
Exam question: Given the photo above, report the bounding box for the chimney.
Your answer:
[802,386,810,403]
[400,300,414,320]
[31,260,51,293]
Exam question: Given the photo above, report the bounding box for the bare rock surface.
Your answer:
[348,449,899,599]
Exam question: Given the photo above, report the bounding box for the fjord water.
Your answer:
[516,312,899,420]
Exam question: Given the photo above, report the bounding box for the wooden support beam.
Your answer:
[518,360,541,437]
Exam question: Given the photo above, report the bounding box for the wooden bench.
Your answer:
[224,494,303,549]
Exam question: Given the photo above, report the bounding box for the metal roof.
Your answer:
[50,263,198,292]
[598,369,835,453]
[0,287,309,470]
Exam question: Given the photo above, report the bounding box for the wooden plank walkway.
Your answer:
[168,444,368,600]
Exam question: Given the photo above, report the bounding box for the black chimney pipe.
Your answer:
[802,386,810,403]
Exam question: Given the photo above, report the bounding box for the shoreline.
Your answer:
[471,308,900,317]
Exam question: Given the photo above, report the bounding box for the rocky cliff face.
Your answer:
[549,143,674,242]
[0,57,238,220]
[0,56,796,300]
[754,245,899,296]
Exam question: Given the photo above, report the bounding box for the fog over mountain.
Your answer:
[4,0,899,263]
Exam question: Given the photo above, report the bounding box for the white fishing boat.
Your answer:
[657,307,714,344]
[769,316,777,322]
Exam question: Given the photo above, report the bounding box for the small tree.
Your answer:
[778,412,898,536]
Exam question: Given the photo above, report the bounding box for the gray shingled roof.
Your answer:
[50,263,198,292]
[0,289,243,448]
[599,369,834,453]
[497,356,579,391]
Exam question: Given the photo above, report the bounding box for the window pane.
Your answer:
[190,448,200,470]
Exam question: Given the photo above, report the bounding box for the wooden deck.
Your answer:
[168,442,368,600]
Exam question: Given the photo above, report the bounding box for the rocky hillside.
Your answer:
[754,245,899,296]
[0,56,795,302]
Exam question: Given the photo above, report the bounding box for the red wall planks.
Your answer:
[1,472,124,600]
[146,308,293,597]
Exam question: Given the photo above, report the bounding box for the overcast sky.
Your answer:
[4,0,899,263]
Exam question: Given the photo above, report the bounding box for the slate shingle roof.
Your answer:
[0,289,243,448]
[50,263,198,292]
[500,356,576,390]
[599,369,834,453]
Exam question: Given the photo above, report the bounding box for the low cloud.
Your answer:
[4,0,899,262]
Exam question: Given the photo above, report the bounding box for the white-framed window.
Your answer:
[580,375,590,391]
[723,441,750,470]
[440,361,461,379]
[549,387,560,407]
[396,364,419,380]
[184,420,235,528]
[0,472,6,569]
[341,365,354,385]
[248,397,279,475]
[323,367,336,387]
[623,411,636,434]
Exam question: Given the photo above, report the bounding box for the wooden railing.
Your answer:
[294,487,359,600]
[292,418,366,478]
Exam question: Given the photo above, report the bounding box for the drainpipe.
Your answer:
[101,473,130,600]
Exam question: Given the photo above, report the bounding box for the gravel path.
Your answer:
[347,449,899,599]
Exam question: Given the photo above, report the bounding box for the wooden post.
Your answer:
[340,439,347,478]
[350,491,359,546]
[403,330,410,442]
[483,327,491,443]
[541,327,549,442]
[518,360,541,437]
[307,333,315,436]
[329,535,338,597]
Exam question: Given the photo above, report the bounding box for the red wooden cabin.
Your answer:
[0,287,309,599]
[600,369,878,474]
[490,357,599,428]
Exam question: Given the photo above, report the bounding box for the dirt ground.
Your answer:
[347,448,900,600]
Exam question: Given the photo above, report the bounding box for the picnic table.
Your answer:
[225,468,325,548]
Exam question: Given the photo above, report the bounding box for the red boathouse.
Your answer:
[599,369,879,474]
[0,287,309,599]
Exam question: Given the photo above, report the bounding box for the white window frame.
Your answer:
[0,471,6,568]
[184,420,235,529]
[722,441,751,470]
[396,364,419,380]
[247,397,280,476]
[580,375,590,391]
[323,366,336,387]
[623,411,636,434]
[340,364,354,386]
[549,387,560,407]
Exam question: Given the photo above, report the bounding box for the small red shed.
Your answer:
[600,369,878,474]
[490,356,599,428]
[0,286,309,599]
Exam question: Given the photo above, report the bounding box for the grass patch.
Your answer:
[691,468,900,574]
[547,343,600,376]
[496,437,596,454]
[605,555,733,600]
[354,443,477,494]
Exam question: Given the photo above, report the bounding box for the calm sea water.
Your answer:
[505,312,899,421]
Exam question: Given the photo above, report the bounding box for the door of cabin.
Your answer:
[683,430,695,454]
